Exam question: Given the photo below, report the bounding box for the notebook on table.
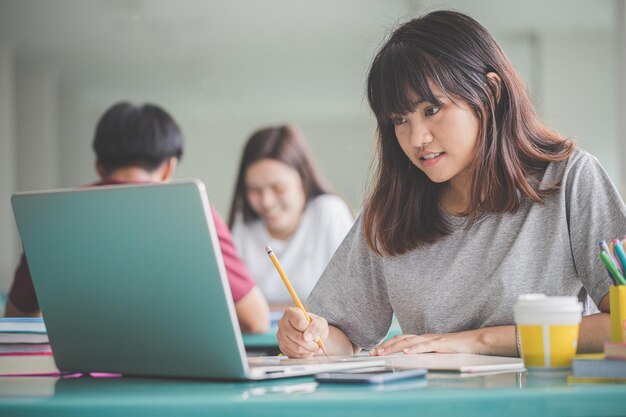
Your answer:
[11,180,384,380]
[383,352,524,373]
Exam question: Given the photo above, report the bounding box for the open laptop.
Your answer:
[11,180,384,380]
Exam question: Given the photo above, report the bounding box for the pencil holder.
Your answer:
[610,286,626,343]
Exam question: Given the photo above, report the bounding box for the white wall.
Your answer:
[0,42,18,294]
[16,66,60,191]
[57,90,102,188]
[540,33,618,181]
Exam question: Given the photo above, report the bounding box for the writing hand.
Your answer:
[277,307,329,358]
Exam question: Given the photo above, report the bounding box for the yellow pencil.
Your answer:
[265,245,329,356]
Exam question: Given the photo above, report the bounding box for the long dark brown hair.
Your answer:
[364,10,575,256]
[228,124,335,227]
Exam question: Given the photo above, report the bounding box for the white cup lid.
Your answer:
[513,294,583,324]
[514,294,582,311]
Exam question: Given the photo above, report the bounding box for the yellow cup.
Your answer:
[610,286,626,343]
[514,294,582,369]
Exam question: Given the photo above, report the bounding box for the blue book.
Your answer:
[571,354,626,379]
[0,318,48,344]
[0,317,46,334]
[269,311,282,328]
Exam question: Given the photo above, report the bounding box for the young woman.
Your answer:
[228,124,354,306]
[277,10,626,358]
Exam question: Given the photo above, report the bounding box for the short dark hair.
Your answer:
[93,102,184,175]
[228,124,334,227]
[363,10,574,256]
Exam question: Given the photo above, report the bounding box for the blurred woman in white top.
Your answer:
[228,124,354,308]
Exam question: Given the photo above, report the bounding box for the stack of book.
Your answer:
[569,342,626,384]
[0,317,59,376]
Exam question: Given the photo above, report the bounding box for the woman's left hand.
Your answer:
[369,332,476,356]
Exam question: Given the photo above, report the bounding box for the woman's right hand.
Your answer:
[277,307,329,358]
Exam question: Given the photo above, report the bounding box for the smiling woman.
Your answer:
[244,159,307,241]
[228,125,354,307]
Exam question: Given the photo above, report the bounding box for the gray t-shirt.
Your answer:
[306,149,626,350]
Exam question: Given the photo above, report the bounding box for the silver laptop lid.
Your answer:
[12,180,252,379]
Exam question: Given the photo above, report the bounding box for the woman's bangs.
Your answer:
[371,45,440,123]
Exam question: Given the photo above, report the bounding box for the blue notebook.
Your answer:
[0,318,48,344]
[0,317,46,334]
[571,354,626,379]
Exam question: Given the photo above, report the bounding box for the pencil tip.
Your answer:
[265,245,272,254]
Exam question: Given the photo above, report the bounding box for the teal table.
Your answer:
[1,371,625,416]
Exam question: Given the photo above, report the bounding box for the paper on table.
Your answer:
[375,353,524,373]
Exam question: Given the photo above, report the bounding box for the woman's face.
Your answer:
[245,158,307,240]
[391,85,480,189]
